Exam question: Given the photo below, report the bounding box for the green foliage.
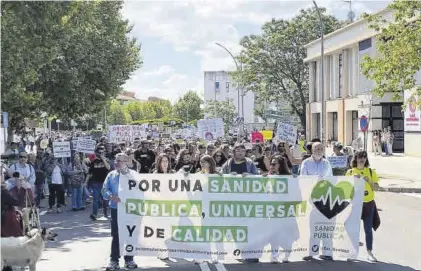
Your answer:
[1,1,142,134]
[107,100,132,125]
[130,117,184,126]
[124,99,173,122]
[204,100,236,133]
[174,91,204,122]
[233,7,342,128]
[361,0,421,108]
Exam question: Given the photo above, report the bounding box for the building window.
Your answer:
[226,82,230,92]
[330,112,338,141]
[313,61,317,101]
[329,56,334,99]
[215,82,220,93]
[352,111,358,142]
[359,38,372,51]
[338,53,343,98]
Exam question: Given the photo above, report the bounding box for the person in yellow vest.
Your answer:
[345,150,380,262]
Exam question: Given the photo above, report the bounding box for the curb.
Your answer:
[378,187,421,193]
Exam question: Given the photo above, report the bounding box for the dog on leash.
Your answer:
[1,228,58,271]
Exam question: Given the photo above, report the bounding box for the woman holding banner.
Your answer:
[346,150,380,262]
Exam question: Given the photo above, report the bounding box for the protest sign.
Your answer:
[276,122,297,145]
[118,174,364,261]
[108,125,147,143]
[40,139,49,149]
[261,130,273,140]
[328,156,349,169]
[251,131,264,143]
[197,118,224,140]
[53,141,71,158]
[76,138,96,154]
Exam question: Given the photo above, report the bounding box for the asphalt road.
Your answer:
[33,192,421,271]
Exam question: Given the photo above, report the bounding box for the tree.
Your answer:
[361,1,421,107]
[1,1,142,136]
[124,99,173,121]
[174,91,204,122]
[233,7,342,128]
[204,100,236,133]
[107,100,132,125]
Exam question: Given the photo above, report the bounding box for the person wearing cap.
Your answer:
[7,152,36,193]
[102,153,138,271]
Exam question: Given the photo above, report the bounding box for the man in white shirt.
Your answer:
[8,152,36,192]
[300,143,332,177]
[300,142,333,261]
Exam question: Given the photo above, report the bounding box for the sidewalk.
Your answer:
[368,153,421,193]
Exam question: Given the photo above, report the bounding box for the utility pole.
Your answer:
[215,42,244,136]
[313,1,325,143]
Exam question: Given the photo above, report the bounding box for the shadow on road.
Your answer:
[40,206,111,253]
[66,260,419,271]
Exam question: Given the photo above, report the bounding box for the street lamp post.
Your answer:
[215,42,244,136]
[313,0,325,143]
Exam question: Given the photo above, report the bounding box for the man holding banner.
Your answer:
[102,153,138,271]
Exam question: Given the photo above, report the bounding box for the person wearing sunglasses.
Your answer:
[212,149,227,168]
[346,150,380,262]
[88,146,111,220]
[7,152,36,194]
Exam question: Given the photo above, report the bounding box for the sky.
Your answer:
[121,0,391,103]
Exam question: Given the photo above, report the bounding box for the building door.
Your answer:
[381,103,404,152]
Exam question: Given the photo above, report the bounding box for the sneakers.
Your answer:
[124,260,138,269]
[47,208,53,214]
[367,250,378,262]
[270,257,279,264]
[319,255,333,261]
[303,256,313,261]
[105,261,119,271]
[56,207,62,213]
[90,214,97,221]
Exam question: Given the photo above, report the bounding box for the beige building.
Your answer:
[304,8,421,156]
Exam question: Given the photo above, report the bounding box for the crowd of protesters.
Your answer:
[1,130,381,270]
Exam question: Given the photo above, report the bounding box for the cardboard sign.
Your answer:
[276,122,297,145]
[328,156,349,168]
[53,141,71,158]
[76,138,96,154]
[261,130,273,140]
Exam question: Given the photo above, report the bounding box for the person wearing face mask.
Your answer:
[346,151,380,262]
[299,142,332,177]
[102,153,138,271]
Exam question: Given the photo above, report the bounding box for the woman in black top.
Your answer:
[212,148,227,168]
[251,144,268,173]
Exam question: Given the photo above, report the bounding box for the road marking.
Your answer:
[215,262,228,271]
[402,193,421,199]
[39,210,47,216]
[199,262,211,271]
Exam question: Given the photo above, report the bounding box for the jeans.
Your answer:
[91,182,108,217]
[387,142,393,155]
[110,208,133,262]
[48,183,65,208]
[363,202,375,251]
[291,165,299,175]
[35,184,44,207]
[71,186,84,209]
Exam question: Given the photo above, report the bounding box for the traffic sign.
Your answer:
[360,115,369,132]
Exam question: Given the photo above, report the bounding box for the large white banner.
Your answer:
[108,125,147,143]
[118,174,364,261]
